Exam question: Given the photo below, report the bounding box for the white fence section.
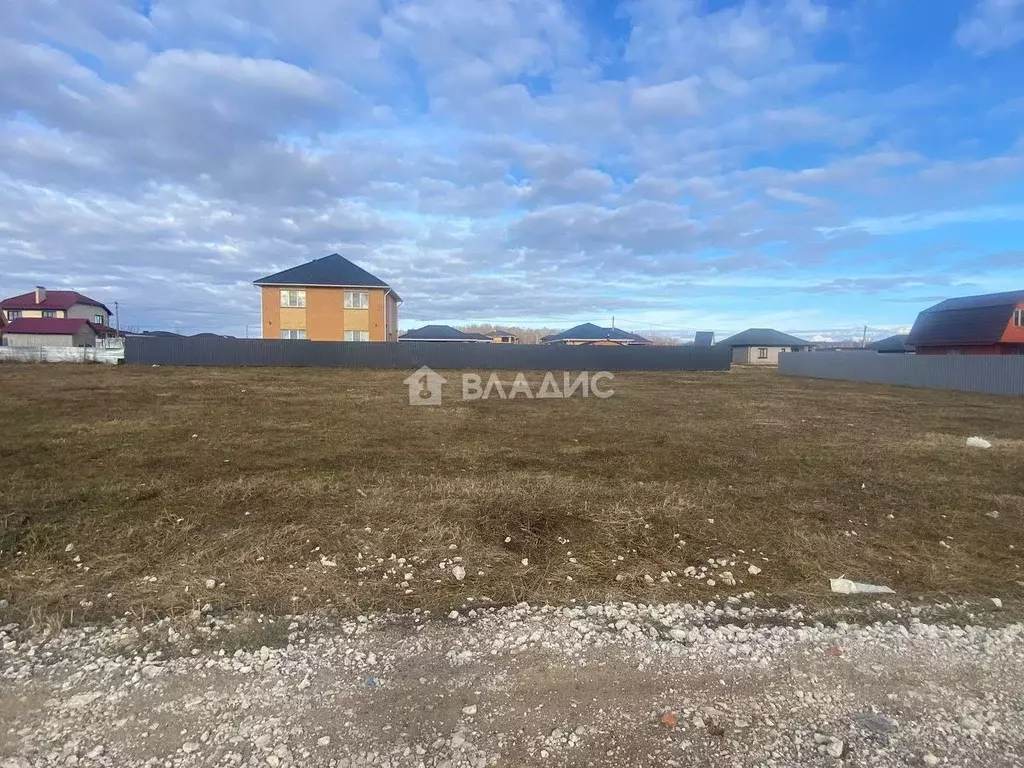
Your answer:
[779,352,1024,397]
[0,346,124,364]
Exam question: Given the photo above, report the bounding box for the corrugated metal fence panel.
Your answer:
[778,352,1024,397]
[125,337,733,371]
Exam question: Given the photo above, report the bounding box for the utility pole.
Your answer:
[861,325,867,348]
[611,315,615,329]
[115,301,120,335]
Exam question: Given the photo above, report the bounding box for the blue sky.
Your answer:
[0,0,1022,340]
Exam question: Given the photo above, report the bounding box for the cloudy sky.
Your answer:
[2,0,1023,339]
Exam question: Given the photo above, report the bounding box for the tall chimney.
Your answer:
[35,286,46,304]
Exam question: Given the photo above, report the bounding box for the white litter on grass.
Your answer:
[991,598,1003,609]
[319,556,337,568]
[747,565,762,576]
[451,565,466,582]
[966,437,992,449]
[830,578,895,595]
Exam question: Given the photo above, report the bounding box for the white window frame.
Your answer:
[42,310,57,318]
[757,347,769,359]
[8,310,21,320]
[344,330,370,342]
[1015,309,1024,328]
[280,329,307,340]
[93,314,105,324]
[280,290,307,308]
[344,290,369,309]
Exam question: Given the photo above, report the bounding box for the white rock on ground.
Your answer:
[1,600,1022,767]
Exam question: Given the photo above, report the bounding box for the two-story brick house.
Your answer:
[254,253,400,342]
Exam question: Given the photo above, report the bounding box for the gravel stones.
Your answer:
[1,599,1022,767]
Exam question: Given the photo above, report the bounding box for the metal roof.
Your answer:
[1,290,112,314]
[399,325,487,341]
[866,334,913,353]
[907,290,1024,347]
[2,318,96,335]
[693,331,715,346]
[254,253,396,295]
[541,322,650,343]
[717,328,812,347]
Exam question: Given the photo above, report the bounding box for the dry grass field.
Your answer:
[1,363,1022,624]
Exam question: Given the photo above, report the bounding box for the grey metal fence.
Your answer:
[126,337,732,371]
[779,352,1024,396]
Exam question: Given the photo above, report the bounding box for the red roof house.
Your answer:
[1,287,112,324]
[907,290,1024,355]
[0,318,119,348]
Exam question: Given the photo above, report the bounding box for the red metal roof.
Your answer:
[0,290,112,314]
[1,317,96,335]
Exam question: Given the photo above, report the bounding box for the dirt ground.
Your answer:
[1,364,1022,624]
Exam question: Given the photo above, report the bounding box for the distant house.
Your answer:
[866,334,914,353]
[1,318,119,348]
[1,287,112,326]
[254,253,401,342]
[906,290,1024,355]
[540,323,650,346]
[484,329,519,344]
[399,325,490,342]
[693,331,715,347]
[717,328,812,365]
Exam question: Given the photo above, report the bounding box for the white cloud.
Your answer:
[956,0,1024,55]
[0,0,1020,333]
[630,77,702,119]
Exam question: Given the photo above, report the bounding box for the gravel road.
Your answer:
[2,599,1023,767]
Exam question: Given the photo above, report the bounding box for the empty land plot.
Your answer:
[0,364,1022,623]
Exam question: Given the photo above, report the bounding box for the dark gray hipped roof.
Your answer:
[491,328,517,337]
[907,290,1024,347]
[866,334,913,353]
[541,322,649,343]
[254,253,394,292]
[693,331,715,346]
[717,328,811,347]
[399,325,485,341]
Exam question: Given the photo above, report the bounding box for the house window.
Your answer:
[280,290,306,308]
[344,291,369,309]
[757,347,769,359]
[344,330,369,342]
[8,310,21,320]
[280,329,306,340]
[1015,309,1024,328]
[42,310,57,318]
[93,314,105,324]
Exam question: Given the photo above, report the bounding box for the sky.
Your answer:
[1,0,1023,340]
